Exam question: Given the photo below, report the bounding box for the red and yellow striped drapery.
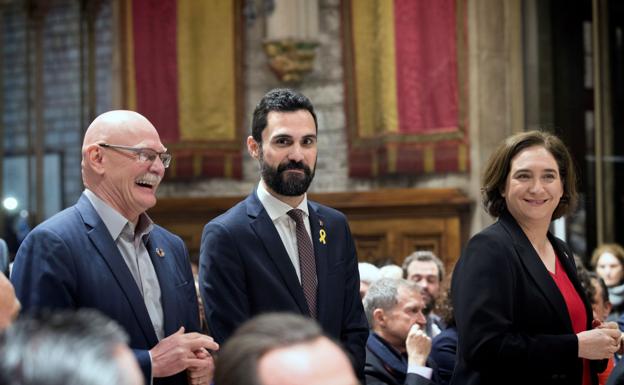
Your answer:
[343,0,469,177]
[121,0,242,180]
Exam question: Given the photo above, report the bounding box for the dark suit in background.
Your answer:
[11,194,200,385]
[199,190,368,376]
[365,332,436,385]
[429,326,457,385]
[451,211,604,385]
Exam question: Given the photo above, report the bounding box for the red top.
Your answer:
[549,256,590,385]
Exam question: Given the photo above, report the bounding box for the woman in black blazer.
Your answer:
[451,131,621,385]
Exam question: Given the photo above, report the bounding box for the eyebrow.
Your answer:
[513,168,558,174]
[271,134,317,141]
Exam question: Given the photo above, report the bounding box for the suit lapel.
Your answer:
[145,233,182,336]
[499,211,573,331]
[549,234,593,330]
[76,194,159,346]
[308,203,327,321]
[247,193,310,315]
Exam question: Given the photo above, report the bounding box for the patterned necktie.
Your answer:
[287,209,318,318]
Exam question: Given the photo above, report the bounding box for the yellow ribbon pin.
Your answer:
[319,229,327,244]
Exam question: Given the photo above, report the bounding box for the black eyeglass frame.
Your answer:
[98,143,171,168]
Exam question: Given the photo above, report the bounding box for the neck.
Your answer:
[516,219,550,250]
[89,188,140,224]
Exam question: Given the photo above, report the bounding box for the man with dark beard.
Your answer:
[199,88,368,379]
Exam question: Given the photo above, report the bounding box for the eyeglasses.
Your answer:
[98,143,171,168]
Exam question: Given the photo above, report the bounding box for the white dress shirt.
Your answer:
[256,181,313,283]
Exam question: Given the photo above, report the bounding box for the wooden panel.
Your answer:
[149,188,471,270]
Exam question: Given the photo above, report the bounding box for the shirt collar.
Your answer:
[83,189,153,241]
[256,181,309,221]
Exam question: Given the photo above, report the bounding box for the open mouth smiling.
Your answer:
[135,176,159,190]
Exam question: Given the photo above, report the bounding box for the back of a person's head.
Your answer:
[359,262,381,283]
[215,313,352,385]
[0,309,142,385]
[215,313,323,385]
[379,264,403,279]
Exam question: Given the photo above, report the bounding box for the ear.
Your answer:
[84,144,105,175]
[606,301,613,315]
[247,136,260,159]
[372,308,386,328]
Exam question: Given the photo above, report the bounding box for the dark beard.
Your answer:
[260,154,315,196]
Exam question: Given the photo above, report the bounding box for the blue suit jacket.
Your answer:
[199,190,369,378]
[11,194,200,385]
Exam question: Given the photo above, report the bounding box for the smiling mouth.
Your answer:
[135,177,158,190]
[524,199,548,205]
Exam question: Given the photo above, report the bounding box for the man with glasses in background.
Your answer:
[11,110,218,385]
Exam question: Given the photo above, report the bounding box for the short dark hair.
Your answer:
[402,250,445,282]
[0,309,135,385]
[214,313,328,385]
[481,130,578,219]
[251,88,318,143]
[591,272,610,305]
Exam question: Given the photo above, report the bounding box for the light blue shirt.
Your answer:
[84,189,164,341]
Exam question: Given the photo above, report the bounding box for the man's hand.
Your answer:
[150,327,219,378]
[406,324,431,367]
[186,347,215,385]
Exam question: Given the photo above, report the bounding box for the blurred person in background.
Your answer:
[0,273,20,330]
[0,309,144,385]
[592,244,624,322]
[360,262,382,299]
[214,312,359,385]
[430,273,456,385]
[403,251,446,338]
[380,264,404,280]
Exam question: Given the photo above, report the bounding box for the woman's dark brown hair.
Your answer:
[481,130,577,219]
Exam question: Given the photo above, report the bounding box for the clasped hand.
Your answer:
[577,321,622,360]
[149,327,219,384]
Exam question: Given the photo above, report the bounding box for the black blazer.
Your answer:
[450,210,603,385]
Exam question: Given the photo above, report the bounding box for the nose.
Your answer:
[415,311,427,328]
[288,143,305,162]
[529,178,543,193]
[149,156,166,175]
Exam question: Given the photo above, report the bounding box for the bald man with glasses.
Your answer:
[11,110,218,385]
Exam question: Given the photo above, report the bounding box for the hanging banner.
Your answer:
[344,0,469,177]
[123,0,242,179]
